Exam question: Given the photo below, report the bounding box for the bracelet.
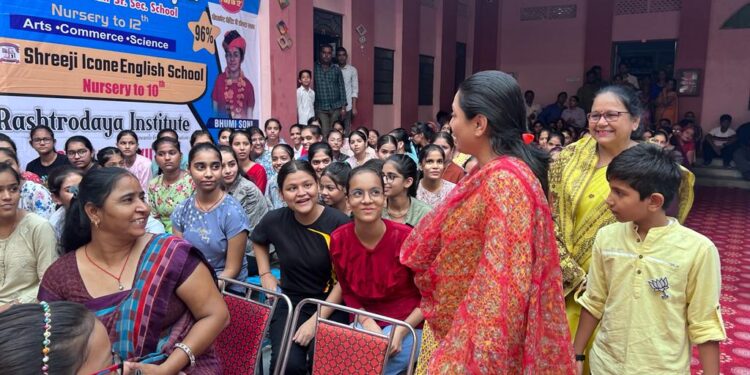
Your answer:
[174,342,196,367]
[575,354,586,362]
[259,271,271,277]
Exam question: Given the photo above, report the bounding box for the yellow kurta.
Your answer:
[577,220,725,374]
[549,136,696,365]
[549,136,695,297]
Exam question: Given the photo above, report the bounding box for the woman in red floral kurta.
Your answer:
[401,71,574,374]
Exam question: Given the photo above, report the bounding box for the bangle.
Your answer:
[575,354,586,362]
[174,342,196,367]
[259,271,271,277]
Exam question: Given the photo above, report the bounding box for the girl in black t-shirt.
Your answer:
[251,160,350,375]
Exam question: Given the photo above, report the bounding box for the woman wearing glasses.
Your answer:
[26,125,70,184]
[65,136,98,172]
[330,165,423,375]
[549,85,694,368]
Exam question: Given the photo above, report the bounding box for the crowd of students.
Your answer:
[0,70,726,375]
[530,63,747,176]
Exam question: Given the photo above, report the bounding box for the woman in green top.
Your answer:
[148,137,194,233]
[382,154,432,227]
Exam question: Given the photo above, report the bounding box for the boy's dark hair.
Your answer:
[720,114,732,122]
[606,143,682,208]
[298,69,312,80]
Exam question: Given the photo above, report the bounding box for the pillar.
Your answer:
[472,0,500,72]
[583,0,614,78]
[349,0,375,128]
[439,0,458,111]
[674,0,712,120]
[397,0,421,127]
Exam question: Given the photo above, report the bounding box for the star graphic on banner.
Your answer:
[188,11,220,54]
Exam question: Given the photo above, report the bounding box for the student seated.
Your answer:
[573,144,725,375]
[0,301,125,374]
[703,114,737,167]
[329,165,423,375]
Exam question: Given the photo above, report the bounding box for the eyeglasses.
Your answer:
[67,149,89,157]
[349,188,384,200]
[587,111,629,123]
[32,137,53,144]
[382,173,402,183]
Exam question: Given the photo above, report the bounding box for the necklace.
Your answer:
[84,245,132,291]
[387,205,409,219]
[196,192,224,212]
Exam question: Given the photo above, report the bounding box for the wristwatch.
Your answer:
[575,354,586,362]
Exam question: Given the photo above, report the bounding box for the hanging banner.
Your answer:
[0,0,261,164]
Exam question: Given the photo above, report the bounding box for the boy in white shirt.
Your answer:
[703,114,737,167]
[574,144,725,375]
[297,69,315,124]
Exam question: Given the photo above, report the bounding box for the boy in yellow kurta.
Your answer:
[573,144,725,375]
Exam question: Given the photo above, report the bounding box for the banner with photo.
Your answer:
[0,0,261,164]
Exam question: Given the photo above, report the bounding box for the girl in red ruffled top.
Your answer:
[329,165,423,375]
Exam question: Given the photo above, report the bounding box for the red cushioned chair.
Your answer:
[278,298,418,375]
[215,277,293,375]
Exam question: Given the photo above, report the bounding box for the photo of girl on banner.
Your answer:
[212,30,255,119]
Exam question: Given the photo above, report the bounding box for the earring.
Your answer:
[93,220,100,228]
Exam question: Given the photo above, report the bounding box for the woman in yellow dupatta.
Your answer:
[549,85,694,371]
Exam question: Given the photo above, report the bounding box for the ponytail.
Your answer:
[62,168,133,252]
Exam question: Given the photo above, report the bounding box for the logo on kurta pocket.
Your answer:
[648,277,670,299]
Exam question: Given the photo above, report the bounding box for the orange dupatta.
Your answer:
[401,156,574,374]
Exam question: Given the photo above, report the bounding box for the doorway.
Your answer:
[612,40,677,80]
[313,8,342,63]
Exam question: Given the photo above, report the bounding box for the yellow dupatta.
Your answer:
[549,136,695,296]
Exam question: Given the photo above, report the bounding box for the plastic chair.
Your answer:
[215,277,292,375]
[278,298,418,375]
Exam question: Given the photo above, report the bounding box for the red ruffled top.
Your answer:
[330,220,422,328]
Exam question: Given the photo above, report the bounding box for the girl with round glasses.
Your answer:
[330,165,423,375]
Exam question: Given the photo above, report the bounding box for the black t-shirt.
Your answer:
[25,154,70,184]
[251,206,350,298]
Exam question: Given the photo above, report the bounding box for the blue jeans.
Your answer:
[354,323,423,375]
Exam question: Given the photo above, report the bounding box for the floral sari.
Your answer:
[401,156,574,374]
[38,234,221,373]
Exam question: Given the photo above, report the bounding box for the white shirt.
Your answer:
[709,127,736,147]
[525,103,541,119]
[624,73,639,89]
[340,64,359,111]
[561,107,587,128]
[297,86,315,124]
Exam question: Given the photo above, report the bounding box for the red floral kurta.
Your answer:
[401,156,574,374]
